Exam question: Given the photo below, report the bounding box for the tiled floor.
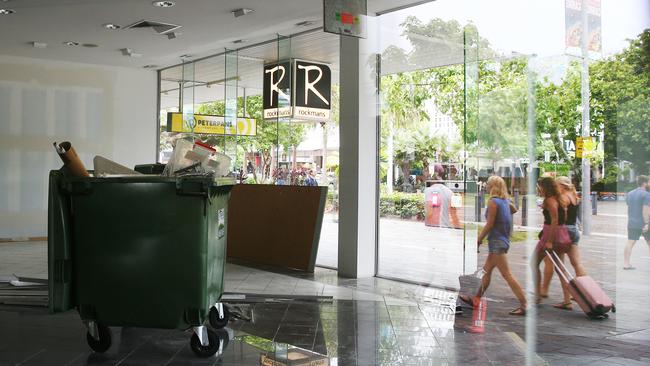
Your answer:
[1,236,650,365]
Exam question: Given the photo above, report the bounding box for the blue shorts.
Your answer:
[566,225,581,244]
[488,239,510,254]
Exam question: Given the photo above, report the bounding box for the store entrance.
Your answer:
[375,6,480,287]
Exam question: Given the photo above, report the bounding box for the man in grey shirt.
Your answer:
[425,180,454,228]
[624,175,650,270]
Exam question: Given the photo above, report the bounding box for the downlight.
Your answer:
[64,41,80,46]
[152,1,175,7]
[231,8,254,17]
[0,8,15,15]
[103,23,121,30]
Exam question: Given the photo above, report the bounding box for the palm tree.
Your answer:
[381,72,430,192]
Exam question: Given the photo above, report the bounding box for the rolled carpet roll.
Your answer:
[54,141,90,177]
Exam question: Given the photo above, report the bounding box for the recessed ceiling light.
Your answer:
[0,8,15,15]
[121,48,142,57]
[295,20,316,27]
[82,43,99,48]
[32,41,47,49]
[143,64,158,69]
[231,8,254,17]
[152,1,175,7]
[64,41,80,46]
[179,54,192,59]
[232,39,246,44]
[103,23,121,30]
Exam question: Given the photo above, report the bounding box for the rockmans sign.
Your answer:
[263,60,292,119]
[263,59,331,121]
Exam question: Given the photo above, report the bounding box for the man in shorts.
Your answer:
[624,175,650,269]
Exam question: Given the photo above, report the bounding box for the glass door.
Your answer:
[376,5,480,287]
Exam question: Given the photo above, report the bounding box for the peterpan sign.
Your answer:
[263,59,332,121]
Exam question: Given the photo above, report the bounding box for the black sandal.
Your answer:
[552,302,573,311]
[509,307,526,316]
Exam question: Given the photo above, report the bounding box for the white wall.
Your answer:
[0,55,157,239]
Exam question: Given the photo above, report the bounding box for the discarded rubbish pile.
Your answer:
[52,139,232,178]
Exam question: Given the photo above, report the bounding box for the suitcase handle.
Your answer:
[544,249,574,283]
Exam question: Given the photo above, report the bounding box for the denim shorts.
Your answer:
[566,225,581,244]
[488,239,510,254]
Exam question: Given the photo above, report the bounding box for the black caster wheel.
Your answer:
[86,324,112,353]
[209,305,230,329]
[190,328,221,358]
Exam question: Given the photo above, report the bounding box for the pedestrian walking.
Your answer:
[549,176,588,311]
[623,175,650,270]
[459,176,527,316]
[532,177,564,304]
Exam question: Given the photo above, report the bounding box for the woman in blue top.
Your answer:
[460,176,527,315]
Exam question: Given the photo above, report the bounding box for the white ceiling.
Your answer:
[0,0,431,69]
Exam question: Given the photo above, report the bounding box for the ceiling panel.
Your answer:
[0,0,431,68]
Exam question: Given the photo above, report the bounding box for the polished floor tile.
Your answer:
[2,239,650,365]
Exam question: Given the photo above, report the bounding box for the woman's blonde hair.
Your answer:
[556,176,577,196]
[487,175,509,199]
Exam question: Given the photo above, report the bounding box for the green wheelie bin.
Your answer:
[48,170,234,357]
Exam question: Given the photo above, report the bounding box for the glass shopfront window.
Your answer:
[370,0,650,363]
[157,31,340,268]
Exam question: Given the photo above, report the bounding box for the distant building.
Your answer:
[425,100,460,141]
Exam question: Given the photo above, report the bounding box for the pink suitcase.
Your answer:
[545,250,616,319]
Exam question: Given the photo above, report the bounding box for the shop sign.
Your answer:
[576,136,596,158]
[260,353,329,366]
[294,60,331,121]
[262,59,332,121]
[324,0,367,39]
[263,61,292,119]
[166,112,256,136]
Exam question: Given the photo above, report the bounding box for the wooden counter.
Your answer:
[227,184,328,272]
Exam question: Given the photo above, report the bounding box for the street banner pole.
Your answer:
[580,0,592,235]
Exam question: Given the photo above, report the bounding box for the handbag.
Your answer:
[458,269,485,297]
[538,224,572,251]
[554,225,572,250]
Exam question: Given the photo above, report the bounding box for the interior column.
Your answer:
[337,18,379,278]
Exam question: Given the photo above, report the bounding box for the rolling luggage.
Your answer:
[545,250,616,319]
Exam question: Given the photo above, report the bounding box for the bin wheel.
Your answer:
[86,324,112,353]
[209,305,230,329]
[190,328,221,358]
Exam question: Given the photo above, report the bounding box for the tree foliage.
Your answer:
[194,95,307,180]
[383,15,649,177]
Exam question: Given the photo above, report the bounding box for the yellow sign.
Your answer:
[166,112,256,136]
[576,137,595,158]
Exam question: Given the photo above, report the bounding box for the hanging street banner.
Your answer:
[166,112,256,136]
[324,0,367,39]
[263,59,332,121]
[565,0,602,55]
[263,60,292,119]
